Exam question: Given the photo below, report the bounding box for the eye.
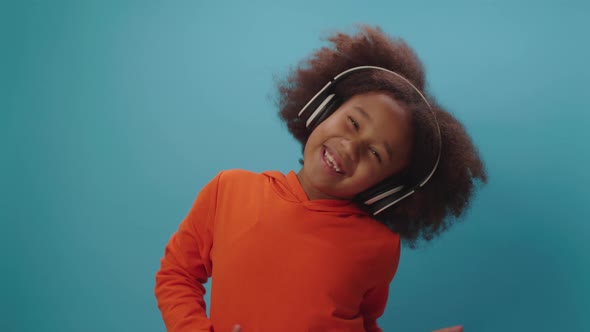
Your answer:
[348,116,359,130]
[369,147,382,163]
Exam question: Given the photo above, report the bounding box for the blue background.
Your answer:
[2,1,589,331]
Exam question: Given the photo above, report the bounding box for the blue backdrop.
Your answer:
[3,1,589,331]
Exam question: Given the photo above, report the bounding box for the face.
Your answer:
[297,92,414,200]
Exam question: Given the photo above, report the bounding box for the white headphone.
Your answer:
[297,66,442,215]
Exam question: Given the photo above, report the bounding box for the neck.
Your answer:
[296,168,345,201]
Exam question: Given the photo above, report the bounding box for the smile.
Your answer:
[323,147,344,175]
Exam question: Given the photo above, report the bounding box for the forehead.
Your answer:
[346,92,409,119]
[342,92,412,133]
[340,92,413,151]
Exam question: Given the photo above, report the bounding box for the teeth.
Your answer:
[324,150,342,172]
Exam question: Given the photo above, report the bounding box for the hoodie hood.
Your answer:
[262,170,368,216]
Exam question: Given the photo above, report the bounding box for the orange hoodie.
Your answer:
[155,169,401,332]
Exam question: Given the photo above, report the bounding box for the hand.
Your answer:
[432,326,463,332]
[231,324,241,332]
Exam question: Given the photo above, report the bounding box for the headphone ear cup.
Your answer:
[354,172,407,208]
[307,95,342,131]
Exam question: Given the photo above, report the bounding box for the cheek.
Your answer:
[315,114,349,137]
[303,131,321,155]
[354,161,399,190]
[351,164,382,190]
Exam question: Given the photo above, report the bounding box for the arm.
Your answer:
[360,282,389,332]
[360,237,401,332]
[155,173,222,332]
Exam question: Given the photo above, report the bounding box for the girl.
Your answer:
[155,25,486,332]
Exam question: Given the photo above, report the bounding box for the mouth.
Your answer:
[322,146,346,176]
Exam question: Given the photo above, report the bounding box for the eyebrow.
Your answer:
[354,106,394,161]
[354,106,371,121]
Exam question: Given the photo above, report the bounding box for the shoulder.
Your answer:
[217,169,266,182]
[379,229,401,276]
[367,227,401,284]
[350,220,401,286]
[373,225,401,259]
[214,169,276,190]
[361,217,401,251]
[363,220,401,268]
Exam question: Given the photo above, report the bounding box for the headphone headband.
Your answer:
[297,66,442,215]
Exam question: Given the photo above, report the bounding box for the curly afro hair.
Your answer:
[276,25,487,248]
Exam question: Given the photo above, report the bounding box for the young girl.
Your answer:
[155,25,486,332]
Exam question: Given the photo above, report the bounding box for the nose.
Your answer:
[341,137,362,163]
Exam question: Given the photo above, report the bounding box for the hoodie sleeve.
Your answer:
[360,236,401,332]
[154,173,222,332]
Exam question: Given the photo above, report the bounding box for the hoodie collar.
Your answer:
[262,170,368,216]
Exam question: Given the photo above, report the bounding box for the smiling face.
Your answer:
[297,92,414,200]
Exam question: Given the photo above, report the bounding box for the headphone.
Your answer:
[297,66,442,215]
